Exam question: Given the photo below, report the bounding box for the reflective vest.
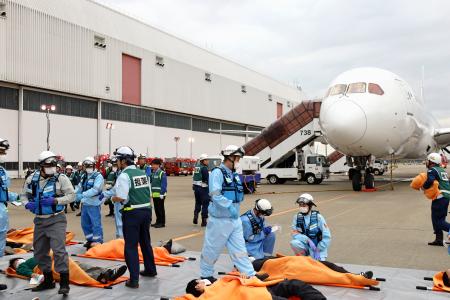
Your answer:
[150,169,164,198]
[66,172,76,187]
[214,166,244,203]
[432,166,450,198]
[296,210,322,246]
[0,167,9,203]
[123,168,151,211]
[27,172,65,215]
[243,210,264,236]
[81,171,101,194]
[105,168,117,185]
[193,165,208,186]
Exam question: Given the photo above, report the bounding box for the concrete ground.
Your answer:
[6,164,448,271]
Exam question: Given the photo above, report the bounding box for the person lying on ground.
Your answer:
[444,269,450,287]
[9,257,127,284]
[185,277,326,300]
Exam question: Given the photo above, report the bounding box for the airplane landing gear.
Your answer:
[364,170,375,189]
[351,170,362,191]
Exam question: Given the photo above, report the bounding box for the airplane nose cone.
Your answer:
[320,100,367,146]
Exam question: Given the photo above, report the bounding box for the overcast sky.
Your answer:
[97,0,450,126]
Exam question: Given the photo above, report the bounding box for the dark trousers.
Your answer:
[193,185,209,218]
[431,197,450,234]
[268,279,326,300]
[122,208,157,282]
[253,257,349,274]
[153,197,165,225]
[107,202,114,215]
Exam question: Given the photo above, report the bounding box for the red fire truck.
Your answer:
[163,157,192,176]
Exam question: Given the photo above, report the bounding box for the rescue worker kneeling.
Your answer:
[241,199,276,259]
[22,151,75,294]
[290,194,331,260]
[185,277,326,300]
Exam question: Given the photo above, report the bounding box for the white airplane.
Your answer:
[319,67,450,191]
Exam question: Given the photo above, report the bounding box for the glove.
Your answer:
[160,195,165,200]
[103,198,112,206]
[313,248,321,260]
[99,193,105,202]
[228,205,238,219]
[307,238,317,251]
[263,226,272,235]
[41,196,56,206]
[25,202,35,212]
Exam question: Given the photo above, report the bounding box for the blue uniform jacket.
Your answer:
[291,212,331,254]
[75,172,104,206]
[241,210,266,244]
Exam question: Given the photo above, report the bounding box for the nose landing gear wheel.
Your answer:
[364,173,375,189]
[352,172,362,191]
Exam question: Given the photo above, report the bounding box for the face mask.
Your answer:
[15,259,26,269]
[199,279,211,286]
[112,166,118,172]
[299,207,310,214]
[86,168,94,174]
[44,167,56,175]
[233,162,240,170]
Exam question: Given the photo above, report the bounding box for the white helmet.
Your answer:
[221,145,245,157]
[77,162,82,167]
[0,138,10,151]
[82,156,96,166]
[296,193,316,207]
[66,165,73,170]
[114,146,135,158]
[255,199,273,216]
[199,153,208,161]
[38,151,57,165]
[427,152,441,165]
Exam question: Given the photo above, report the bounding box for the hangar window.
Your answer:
[192,118,220,133]
[368,83,384,95]
[329,84,347,96]
[247,125,263,137]
[155,111,191,130]
[0,86,18,110]
[102,102,154,125]
[221,122,246,137]
[347,82,366,93]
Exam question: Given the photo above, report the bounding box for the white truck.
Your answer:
[330,156,386,176]
[260,150,330,184]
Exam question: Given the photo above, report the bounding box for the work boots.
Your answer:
[32,272,55,292]
[428,232,444,246]
[58,272,70,295]
[201,217,207,227]
[193,214,199,225]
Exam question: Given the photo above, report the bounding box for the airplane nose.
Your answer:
[320,99,367,145]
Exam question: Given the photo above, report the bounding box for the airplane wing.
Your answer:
[434,128,450,147]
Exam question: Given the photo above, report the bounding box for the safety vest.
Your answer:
[27,172,65,215]
[0,166,9,203]
[193,165,208,186]
[296,210,322,246]
[150,169,164,198]
[242,210,264,236]
[81,171,101,194]
[432,166,450,198]
[214,166,244,203]
[105,168,117,185]
[123,168,151,211]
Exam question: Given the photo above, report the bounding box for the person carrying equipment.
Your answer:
[290,193,331,260]
[192,153,210,227]
[200,145,266,282]
[104,157,119,217]
[111,146,157,289]
[423,153,450,246]
[240,199,276,259]
[76,157,104,249]
[150,158,167,228]
[21,150,75,295]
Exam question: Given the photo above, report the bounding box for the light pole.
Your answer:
[188,137,194,160]
[40,104,56,151]
[174,137,180,158]
[106,122,114,155]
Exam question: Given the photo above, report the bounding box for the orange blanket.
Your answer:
[78,239,186,266]
[174,276,284,300]
[258,256,378,289]
[7,227,76,245]
[5,258,127,288]
[410,173,440,200]
[432,271,450,293]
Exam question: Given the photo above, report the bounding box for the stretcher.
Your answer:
[416,271,450,293]
[6,227,76,245]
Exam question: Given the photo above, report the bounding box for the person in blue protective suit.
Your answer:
[200,145,268,282]
[0,138,19,258]
[290,193,331,261]
[423,152,450,246]
[100,156,123,238]
[21,150,75,295]
[76,157,104,249]
[240,198,276,260]
[193,153,210,227]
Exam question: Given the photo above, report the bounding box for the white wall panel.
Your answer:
[0,108,18,161]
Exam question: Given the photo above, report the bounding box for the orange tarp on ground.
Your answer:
[79,239,186,266]
[6,227,76,245]
[174,276,284,300]
[5,258,127,288]
[259,255,379,289]
[432,271,450,293]
[410,173,441,200]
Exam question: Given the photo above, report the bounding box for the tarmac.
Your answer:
[2,164,449,299]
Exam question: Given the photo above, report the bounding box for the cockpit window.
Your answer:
[347,82,366,93]
[329,84,347,96]
[368,83,384,95]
